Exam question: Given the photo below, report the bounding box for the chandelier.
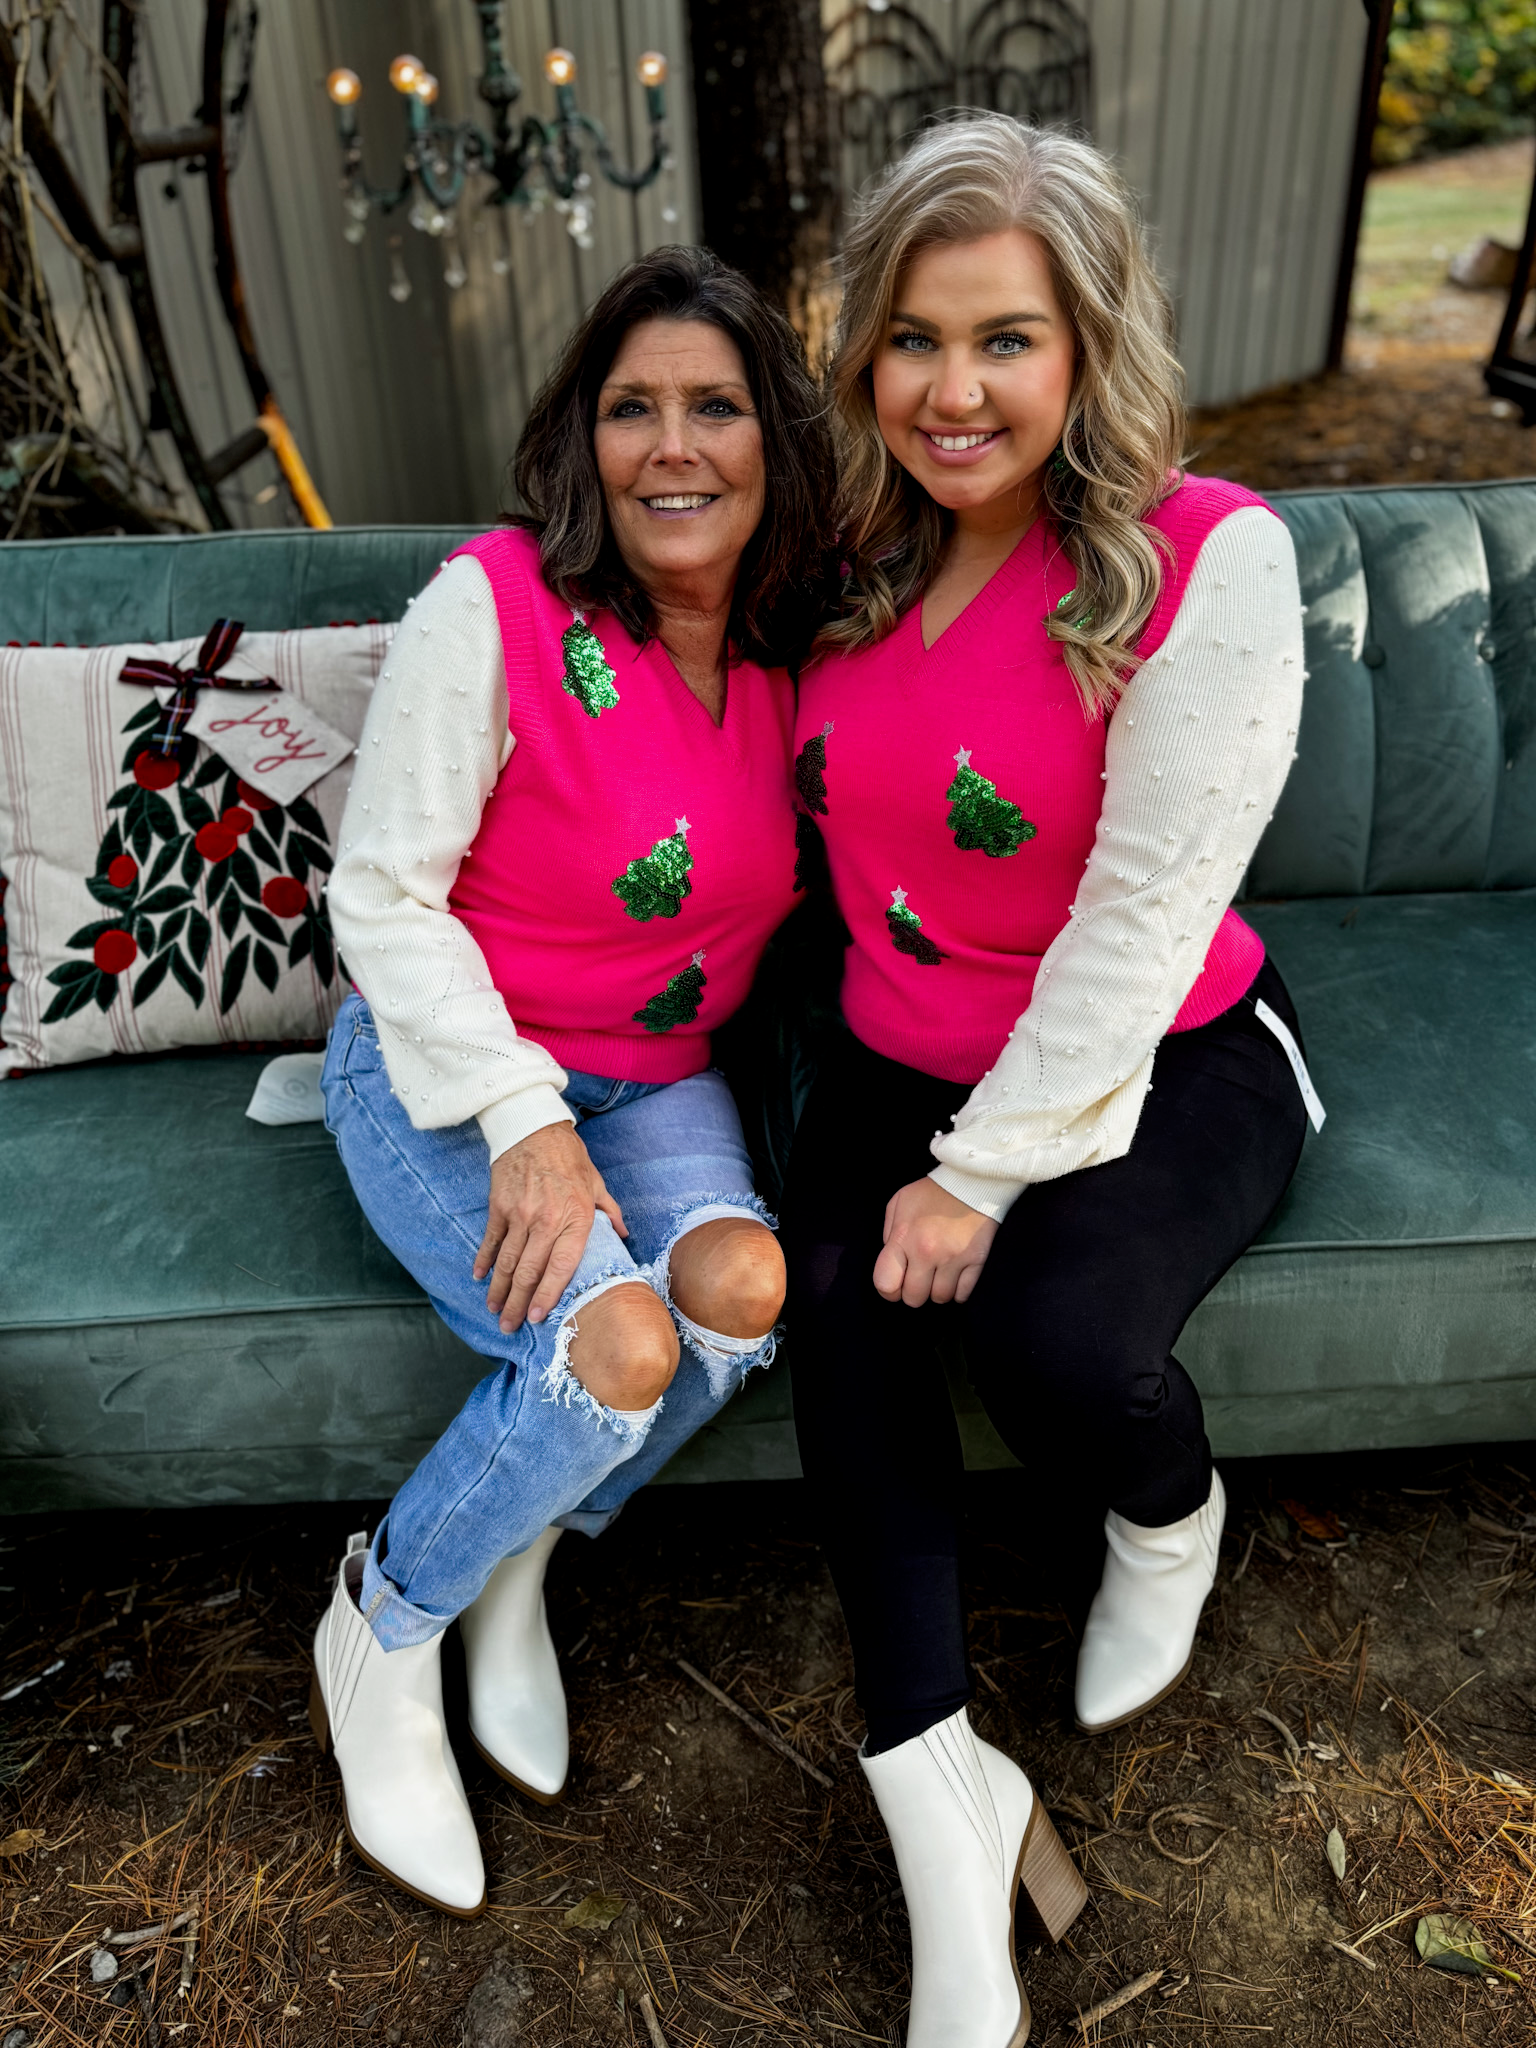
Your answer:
[323,1,672,298]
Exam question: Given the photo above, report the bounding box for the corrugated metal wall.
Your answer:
[824,0,1370,408]
[42,0,700,529]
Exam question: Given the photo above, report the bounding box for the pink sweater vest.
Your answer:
[448,529,799,1083]
[796,476,1269,1084]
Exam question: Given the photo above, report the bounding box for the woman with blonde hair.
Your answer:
[782,114,1312,2043]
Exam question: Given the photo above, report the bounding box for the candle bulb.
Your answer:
[389,53,424,93]
[635,50,668,121]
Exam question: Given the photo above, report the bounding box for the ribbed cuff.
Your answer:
[476,1083,575,1164]
[925,1165,1026,1224]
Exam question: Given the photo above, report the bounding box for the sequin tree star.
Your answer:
[885,886,946,966]
[613,817,693,921]
[561,612,620,717]
[945,747,1035,858]
[633,949,708,1032]
[794,721,834,815]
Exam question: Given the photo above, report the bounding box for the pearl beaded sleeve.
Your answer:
[927,506,1306,1220]
[327,555,576,1164]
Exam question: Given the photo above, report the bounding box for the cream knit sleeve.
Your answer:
[927,505,1305,1221]
[326,553,575,1163]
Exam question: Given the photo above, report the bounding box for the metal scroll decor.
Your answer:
[824,0,1091,189]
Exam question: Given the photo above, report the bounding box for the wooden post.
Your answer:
[1326,0,1395,371]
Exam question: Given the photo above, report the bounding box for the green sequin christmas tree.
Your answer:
[561,613,619,718]
[885,887,946,966]
[945,747,1035,858]
[613,817,693,921]
[794,721,833,815]
[633,949,708,1032]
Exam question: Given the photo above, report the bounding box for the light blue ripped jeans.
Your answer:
[321,992,776,1650]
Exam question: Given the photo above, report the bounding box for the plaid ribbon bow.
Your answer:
[119,618,277,756]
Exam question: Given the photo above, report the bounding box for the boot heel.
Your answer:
[1015,1801,1087,1945]
[308,1669,331,1754]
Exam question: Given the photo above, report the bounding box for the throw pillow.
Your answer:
[0,621,393,1070]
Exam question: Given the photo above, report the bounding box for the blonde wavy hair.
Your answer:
[820,112,1187,713]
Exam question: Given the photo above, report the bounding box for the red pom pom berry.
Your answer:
[261,875,307,918]
[106,854,138,889]
[93,929,138,974]
[195,822,238,863]
[133,750,181,790]
[221,806,254,836]
[236,779,276,811]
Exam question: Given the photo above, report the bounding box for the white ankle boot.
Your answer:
[310,1532,485,1917]
[458,1525,568,1803]
[1074,1469,1227,1733]
[860,1709,1086,2048]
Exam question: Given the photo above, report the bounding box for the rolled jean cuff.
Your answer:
[360,1523,458,1652]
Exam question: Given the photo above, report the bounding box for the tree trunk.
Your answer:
[685,0,836,346]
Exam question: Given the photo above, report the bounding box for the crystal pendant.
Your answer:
[388,247,412,303]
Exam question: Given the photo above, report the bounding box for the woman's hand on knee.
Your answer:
[873,1177,997,1308]
[475,1121,627,1333]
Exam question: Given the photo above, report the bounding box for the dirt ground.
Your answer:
[1191,139,1536,493]
[2,1442,1534,2048]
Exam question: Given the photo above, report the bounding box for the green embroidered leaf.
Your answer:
[93,972,118,1011]
[218,890,242,939]
[137,886,193,916]
[65,918,127,949]
[99,822,124,865]
[252,941,279,993]
[170,948,205,1006]
[144,837,183,892]
[156,906,187,952]
[42,973,100,1024]
[128,815,153,865]
[205,859,231,905]
[130,947,174,1008]
[46,960,97,988]
[186,909,211,970]
[193,752,226,789]
[86,874,134,910]
[106,786,133,812]
[181,838,204,889]
[286,838,309,884]
[287,793,326,837]
[220,936,249,1014]
[247,824,282,871]
[131,915,157,952]
[288,919,314,968]
[289,832,332,874]
[179,786,216,833]
[243,903,285,945]
[229,846,261,899]
[311,918,336,985]
[123,698,160,734]
[143,790,179,843]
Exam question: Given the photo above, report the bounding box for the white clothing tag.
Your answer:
[245,1051,327,1125]
[185,689,355,802]
[1254,998,1325,1132]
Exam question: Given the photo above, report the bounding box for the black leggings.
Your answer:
[780,956,1308,1753]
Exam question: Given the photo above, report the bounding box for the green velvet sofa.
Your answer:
[3,479,1534,1513]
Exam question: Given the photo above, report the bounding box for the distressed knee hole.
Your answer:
[668,1217,786,1340]
[564,1280,679,1412]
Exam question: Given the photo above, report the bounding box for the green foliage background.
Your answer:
[1377,1,1536,163]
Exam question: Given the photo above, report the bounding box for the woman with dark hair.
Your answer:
[315,247,833,1916]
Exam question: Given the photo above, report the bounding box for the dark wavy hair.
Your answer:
[511,246,835,669]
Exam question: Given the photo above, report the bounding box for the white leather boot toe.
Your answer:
[310,1532,485,1917]
[459,1525,568,1802]
[860,1708,1085,2048]
[1075,1469,1227,1733]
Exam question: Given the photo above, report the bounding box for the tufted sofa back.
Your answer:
[4,480,1535,901]
[1253,481,1536,898]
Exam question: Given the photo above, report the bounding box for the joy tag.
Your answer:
[1254,998,1326,1133]
[186,688,355,803]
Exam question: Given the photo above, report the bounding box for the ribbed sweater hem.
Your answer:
[524,1023,713,1086]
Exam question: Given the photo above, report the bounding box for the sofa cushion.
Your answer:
[3,890,1532,1508]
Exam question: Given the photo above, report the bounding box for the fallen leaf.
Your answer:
[563,1890,626,1931]
[0,1828,44,1858]
[1279,1498,1345,1541]
[616,1772,644,1793]
[1325,1827,1347,1880]
[1415,1913,1521,1982]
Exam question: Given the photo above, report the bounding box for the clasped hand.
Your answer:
[474,1121,626,1333]
[872,1176,997,1307]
